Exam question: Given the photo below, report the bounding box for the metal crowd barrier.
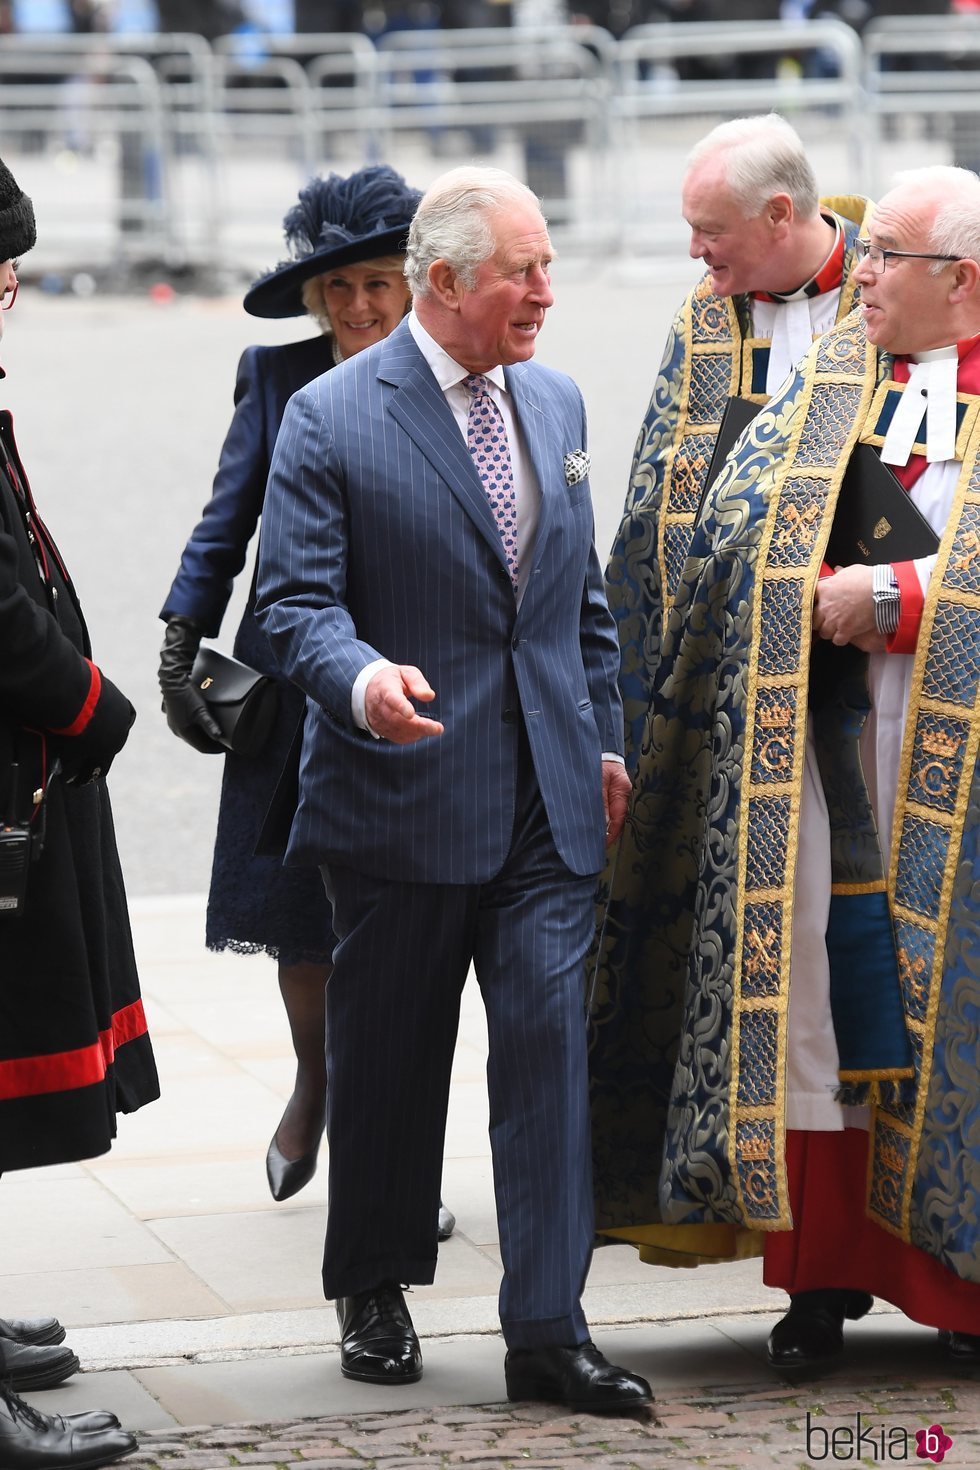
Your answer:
[0,16,978,275]
[611,17,864,253]
[863,14,980,196]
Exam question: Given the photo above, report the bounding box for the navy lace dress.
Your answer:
[161,334,337,965]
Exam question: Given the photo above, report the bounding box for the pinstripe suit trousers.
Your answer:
[320,724,596,1350]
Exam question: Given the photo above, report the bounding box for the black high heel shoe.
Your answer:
[266,1132,320,1202]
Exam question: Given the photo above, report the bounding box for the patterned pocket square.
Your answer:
[564,450,591,487]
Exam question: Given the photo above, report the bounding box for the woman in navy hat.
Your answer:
[158,167,452,1233]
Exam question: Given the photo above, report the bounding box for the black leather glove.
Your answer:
[158,616,225,753]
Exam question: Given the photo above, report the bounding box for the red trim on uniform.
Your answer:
[110,998,149,1050]
[764,1128,980,1333]
[0,999,149,1101]
[887,560,924,654]
[49,661,101,737]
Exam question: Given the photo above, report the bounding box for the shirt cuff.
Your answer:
[351,658,395,737]
[602,752,625,766]
[887,561,924,655]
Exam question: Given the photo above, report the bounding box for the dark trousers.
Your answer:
[320,735,597,1349]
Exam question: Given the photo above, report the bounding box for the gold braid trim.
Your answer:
[870,412,980,1240]
[728,315,879,1232]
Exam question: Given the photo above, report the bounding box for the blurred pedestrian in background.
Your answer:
[0,152,158,1470]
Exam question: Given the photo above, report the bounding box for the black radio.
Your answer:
[0,821,31,916]
[0,756,54,918]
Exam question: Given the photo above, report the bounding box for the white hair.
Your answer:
[685,113,819,220]
[890,164,980,273]
[405,167,543,298]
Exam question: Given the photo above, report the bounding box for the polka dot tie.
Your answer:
[463,373,518,592]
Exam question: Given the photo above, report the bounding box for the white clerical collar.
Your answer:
[760,218,844,395]
[408,311,507,394]
[881,343,958,466]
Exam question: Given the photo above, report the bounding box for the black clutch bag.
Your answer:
[191,647,279,759]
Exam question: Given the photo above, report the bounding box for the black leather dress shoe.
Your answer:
[336,1282,422,1384]
[504,1341,653,1412]
[265,1133,319,1202]
[0,1340,80,1392]
[0,1318,66,1348]
[437,1201,456,1242]
[54,1413,121,1434]
[0,1386,136,1468]
[767,1289,874,1371]
[939,1329,980,1361]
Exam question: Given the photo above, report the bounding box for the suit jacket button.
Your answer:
[512,636,520,650]
[502,708,516,724]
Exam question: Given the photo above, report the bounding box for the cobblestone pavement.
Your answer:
[128,1376,980,1470]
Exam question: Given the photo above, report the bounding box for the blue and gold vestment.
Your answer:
[607,196,873,773]
[591,312,980,1287]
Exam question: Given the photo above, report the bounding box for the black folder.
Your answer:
[699,395,759,512]
[825,443,939,566]
[700,396,939,565]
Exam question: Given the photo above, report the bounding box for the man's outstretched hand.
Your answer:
[364,665,445,744]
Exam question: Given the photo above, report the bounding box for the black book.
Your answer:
[700,396,939,564]
[825,442,939,566]
[699,395,759,513]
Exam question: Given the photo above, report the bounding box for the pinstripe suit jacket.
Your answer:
[254,317,624,884]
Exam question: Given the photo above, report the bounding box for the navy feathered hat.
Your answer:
[243,165,421,319]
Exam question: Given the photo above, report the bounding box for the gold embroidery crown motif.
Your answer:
[758,702,793,730]
[921,729,960,760]
[740,1135,771,1163]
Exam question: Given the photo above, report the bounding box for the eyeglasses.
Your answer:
[1,280,17,311]
[854,238,960,274]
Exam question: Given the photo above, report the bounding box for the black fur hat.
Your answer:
[0,156,36,263]
[243,165,421,319]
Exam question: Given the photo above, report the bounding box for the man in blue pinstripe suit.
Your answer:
[255,166,652,1412]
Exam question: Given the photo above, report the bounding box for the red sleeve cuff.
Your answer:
[887,561,923,655]
[50,660,102,736]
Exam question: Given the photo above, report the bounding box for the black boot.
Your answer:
[0,1339,79,1392]
[939,1329,980,1361]
[0,1384,137,1469]
[0,1319,66,1348]
[336,1282,422,1384]
[767,1288,874,1371]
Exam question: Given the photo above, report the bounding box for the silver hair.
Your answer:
[405,167,543,297]
[890,164,980,274]
[685,113,819,220]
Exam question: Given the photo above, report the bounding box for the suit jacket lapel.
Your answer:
[379,323,510,569]
[506,361,557,576]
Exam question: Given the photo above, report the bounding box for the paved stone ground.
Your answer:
[127,1376,980,1470]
